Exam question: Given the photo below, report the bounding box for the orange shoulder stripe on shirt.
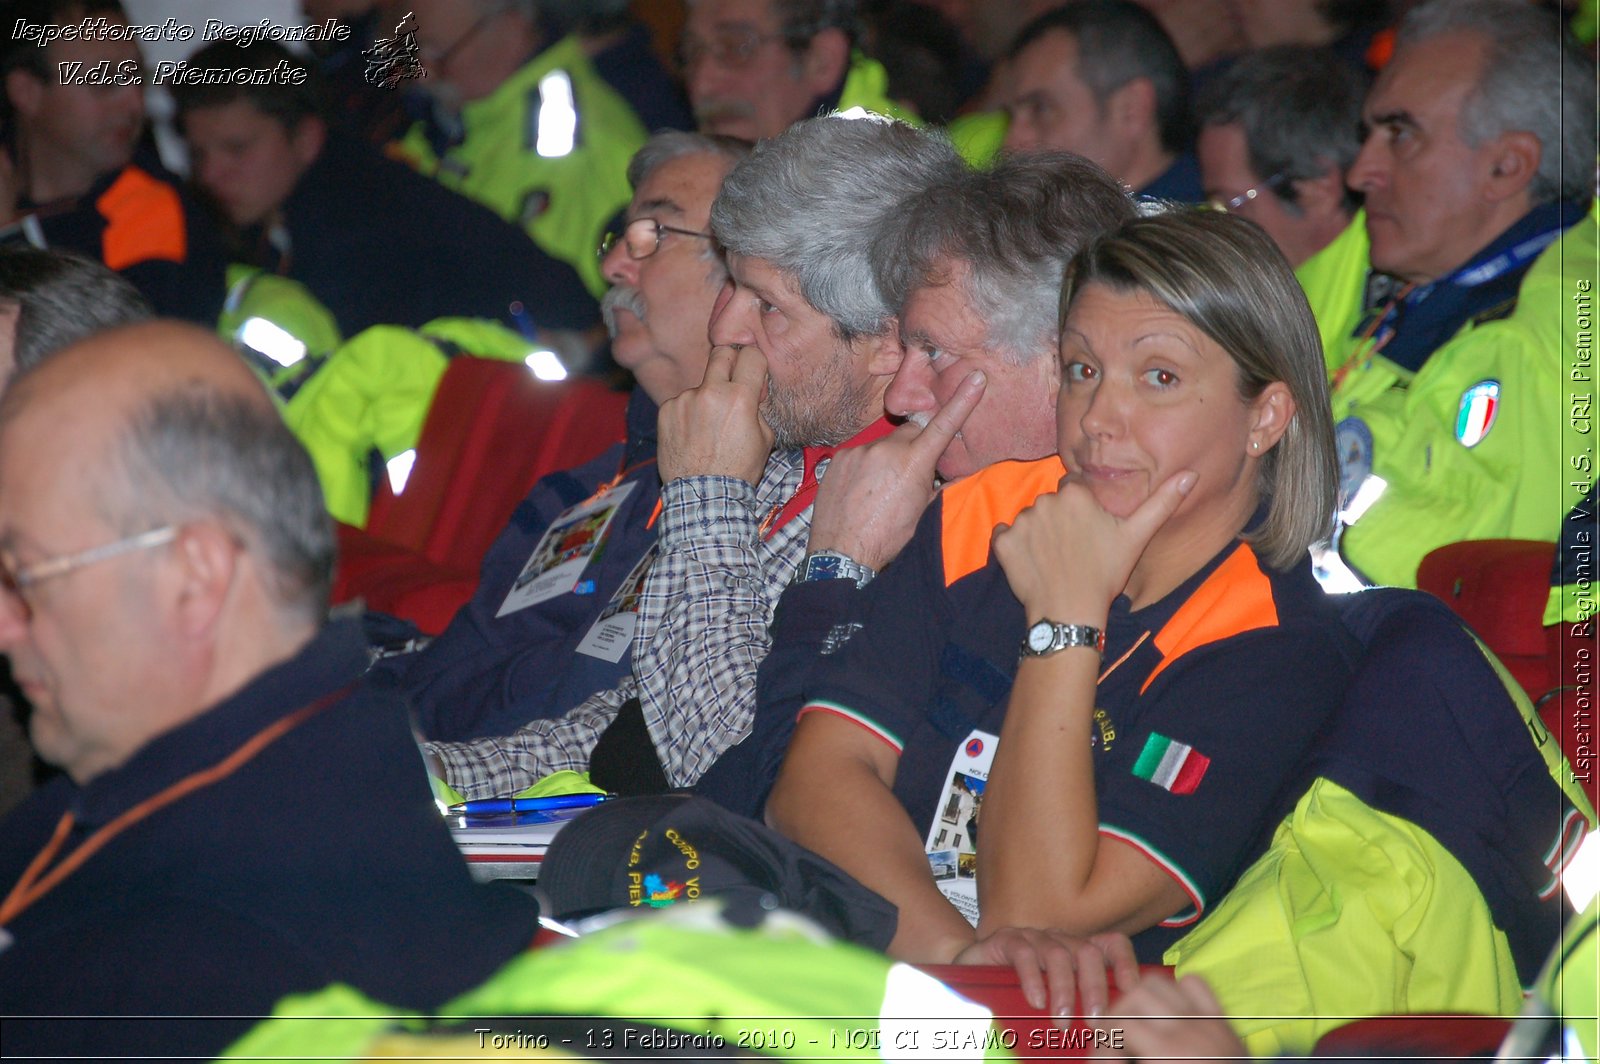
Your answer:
[96,166,187,270]
[939,456,1066,587]
[1141,542,1279,695]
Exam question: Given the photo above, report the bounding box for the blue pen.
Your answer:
[447,793,611,815]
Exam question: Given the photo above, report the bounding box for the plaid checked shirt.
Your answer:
[427,449,809,798]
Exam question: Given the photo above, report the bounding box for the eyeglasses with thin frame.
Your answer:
[677,29,793,73]
[1208,170,1292,213]
[0,525,178,620]
[598,218,715,261]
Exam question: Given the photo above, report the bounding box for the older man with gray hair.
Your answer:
[1328,0,1596,589]
[426,113,972,799]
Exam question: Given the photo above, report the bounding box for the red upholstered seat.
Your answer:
[1313,1014,1512,1057]
[1416,539,1556,701]
[331,359,629,633]
[1416,539,1595,805]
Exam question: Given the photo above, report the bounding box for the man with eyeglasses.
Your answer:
[682,0,917,143]
[375,131,751,746]
[393,0,648,298]
[0,0,229,323]
[424,114,971,800]
[0,247,150,821]
[0,322,538,1059]
[1196,45,1371,369]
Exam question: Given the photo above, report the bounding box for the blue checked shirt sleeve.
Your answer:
[422,677,638,799]
[635,452,808,786]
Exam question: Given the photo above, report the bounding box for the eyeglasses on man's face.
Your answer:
[677,28,794,73]
[598,218,714,261]
[0,525,177,622]
[1209,170,1293,213]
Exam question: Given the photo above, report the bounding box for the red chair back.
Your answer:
[913,964,1168,1057]
[337,359,629,630]
[1416,539,1556,701]
[363,358,628,567]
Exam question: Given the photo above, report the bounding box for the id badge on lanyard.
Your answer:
[574,545,657,662]
[497,481,637,617]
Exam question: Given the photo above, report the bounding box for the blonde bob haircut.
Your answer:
[1057,209,1337,570]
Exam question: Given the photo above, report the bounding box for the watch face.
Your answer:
[1026,621,1054,653]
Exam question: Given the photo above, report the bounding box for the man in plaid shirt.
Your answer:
[428,114,972,798]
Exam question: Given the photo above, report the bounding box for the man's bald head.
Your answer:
[2,322,334,622]
[0,322,333,783]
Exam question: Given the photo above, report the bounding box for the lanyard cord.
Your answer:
[758,477,820,541]
[0,683,353,927]
[590,457,658,503]
[1331,281,1417,391]
[1097,630,1150,685]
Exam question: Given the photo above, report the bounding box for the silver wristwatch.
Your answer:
[1020,619,1105,659]
[797,550,876,589]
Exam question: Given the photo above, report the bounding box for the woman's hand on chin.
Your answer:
[993,470,1197,620]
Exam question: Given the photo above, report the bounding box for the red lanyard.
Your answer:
[0,684,351,927]
[758,419,897,541]
[584,457,658,507]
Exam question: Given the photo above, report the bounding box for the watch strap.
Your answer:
[797,551,875,589]
[1020,620,1106,659]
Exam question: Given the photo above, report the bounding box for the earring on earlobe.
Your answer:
[1250,440,1259,452]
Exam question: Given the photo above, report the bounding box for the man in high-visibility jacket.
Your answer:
[394,0,649,298]
[1328,0,1597,589]
[682,0,919,142]
[175,38,598,343]
[1195,45,1372,370]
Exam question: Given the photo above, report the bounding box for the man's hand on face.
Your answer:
[656,344,775,486]
[806,369,986,570]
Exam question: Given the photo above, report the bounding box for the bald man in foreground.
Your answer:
[0,323,538,1059]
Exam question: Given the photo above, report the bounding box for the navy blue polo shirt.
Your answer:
[799,457,1356,959]
[0,619,538,1059]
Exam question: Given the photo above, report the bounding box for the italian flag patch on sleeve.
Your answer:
[1133,733,1211,794]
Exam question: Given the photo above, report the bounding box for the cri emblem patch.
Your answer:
[1454,380,1500,447]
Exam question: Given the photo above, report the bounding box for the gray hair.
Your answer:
[1396,0,1595,206]
[627,130,753,190]
[1198,45,1369,214]
[110,385,335,622]
[0,248,151,376]
[711,113,964,339]
[1059,210,1338,570]
[626,131,752,282]
[874,151,1135,364]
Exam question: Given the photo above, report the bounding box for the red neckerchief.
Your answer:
[759,417,896,541]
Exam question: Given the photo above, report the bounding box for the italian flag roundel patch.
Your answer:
[1454,380,1500,448]
[1133,733,1211,794]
